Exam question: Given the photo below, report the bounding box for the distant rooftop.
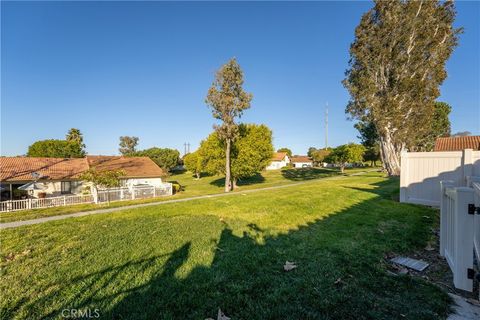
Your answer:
[434,136,480,151]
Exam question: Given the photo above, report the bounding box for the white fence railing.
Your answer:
[0,184,173,213]
[440,179,479,292]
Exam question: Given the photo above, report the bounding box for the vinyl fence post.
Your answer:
[153,186,156,197]
[399,151,409,203]
[452,187,474,292]
[27,198,32,210]
[132,188,135,200]
[440,180,455,256]
[63,196,66,206]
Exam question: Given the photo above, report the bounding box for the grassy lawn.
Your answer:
[0,167,352,223]
[0,172,449,319]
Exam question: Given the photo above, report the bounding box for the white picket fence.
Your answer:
[0,184,173,213]
[440,178,480,292]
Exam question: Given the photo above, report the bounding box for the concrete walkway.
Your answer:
[1,171,374,229]
[447,294,480,320]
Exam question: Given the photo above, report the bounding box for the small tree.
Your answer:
[119,136,139,155]
[277,148,292,157]
[183,151,203,179]
[79,169,125,203]
[325,144,365,173]
[451,131,471,137]
[198,124,274,187]
[205,58,253,192]
[311,148,332,166]
[66,128,86,151]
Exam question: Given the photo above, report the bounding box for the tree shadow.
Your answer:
[209,173,266,188]
[281,168,337,181]
[342,177,400,201]
[8,183,451,319]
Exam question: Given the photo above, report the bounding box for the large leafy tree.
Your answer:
[354,119,381,167]
[198,124,273,187]
[134,147,180,173]
[27,139,85,158]
[231,124,274,187]
[205,58,253,192]
[415,101,451,151]
[119,136,139,156]
[325,143,365,173]
[343,0,461,175]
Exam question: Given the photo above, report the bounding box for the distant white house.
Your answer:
[290,156,313,168]
[266,152,290,170]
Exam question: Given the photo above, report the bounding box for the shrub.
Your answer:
[172,183,181,194]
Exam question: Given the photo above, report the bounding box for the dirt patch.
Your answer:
[386,227,478,300]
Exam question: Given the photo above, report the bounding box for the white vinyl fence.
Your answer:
[400,149,480,206]
[0,184,173,213]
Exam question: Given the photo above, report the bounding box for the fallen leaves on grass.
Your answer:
[4,249,32,262]
[284,261,297,271]
[206,308,230,320]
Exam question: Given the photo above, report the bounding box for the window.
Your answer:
[61,181,71,194]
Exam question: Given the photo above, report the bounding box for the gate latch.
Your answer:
[468,204,479,215]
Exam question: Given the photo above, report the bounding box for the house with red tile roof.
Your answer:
[434,136,480,151]
[0,156,165,200]
[266,152,290,170]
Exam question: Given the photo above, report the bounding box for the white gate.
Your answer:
[440,179,479,292]
[472,181,480,271]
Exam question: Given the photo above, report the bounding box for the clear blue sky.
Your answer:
[1,1,479,156]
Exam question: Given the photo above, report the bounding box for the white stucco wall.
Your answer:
[122,177,163,187]
[292,162,313,168]
[32,180,84,198]
[266,155,290,170]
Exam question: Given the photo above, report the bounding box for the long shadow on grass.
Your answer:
[210,173,265,187]
[9,180,449,320]
[281,168,337,181]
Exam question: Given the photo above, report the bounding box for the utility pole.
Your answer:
[187,143,190,154]
[325,102,329,148]
[184,142,187,156]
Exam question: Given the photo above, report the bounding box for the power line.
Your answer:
[325,102,329,148]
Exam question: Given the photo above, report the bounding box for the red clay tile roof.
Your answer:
[0,156,164,182]
[86,156,164,178]
[271,152,288,161]
[0,157,89,181]
[434,136,480,151]
[290,156,312,163]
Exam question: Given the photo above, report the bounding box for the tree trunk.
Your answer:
[195,172,200,180]
[232,178,238,189]
[225,139,232,192]
[340,165,345,173]
[379,132,401,176]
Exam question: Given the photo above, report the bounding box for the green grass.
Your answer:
[0,167,346,223]
[0,172,449,319]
